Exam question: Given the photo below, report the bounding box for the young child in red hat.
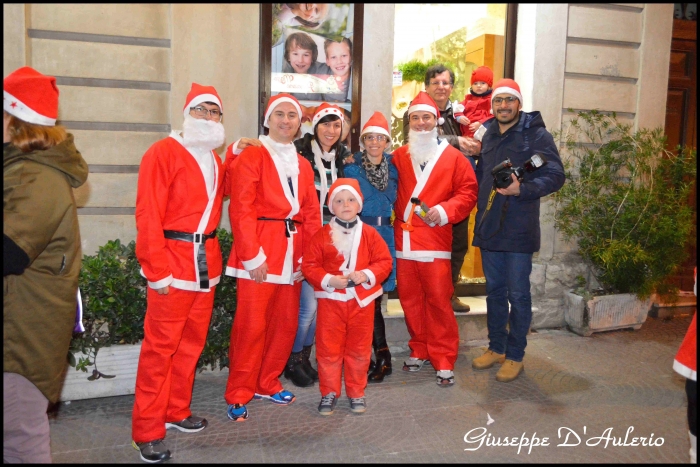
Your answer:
[454,65,495,139]
[302,178,393,416]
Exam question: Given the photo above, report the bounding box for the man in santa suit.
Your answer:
[132,83,226,463]
[224,93,321,421]
[392,91,478,387]
[302,178,393,415]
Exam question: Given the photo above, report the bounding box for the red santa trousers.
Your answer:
[132,287,214,443]
[396,258,458,370]
[316,298,374,398]
[224,279,301,405]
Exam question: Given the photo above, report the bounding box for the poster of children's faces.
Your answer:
[271,3,354,145]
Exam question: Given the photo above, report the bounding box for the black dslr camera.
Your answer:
[492,154,547,189]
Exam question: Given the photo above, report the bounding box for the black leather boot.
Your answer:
[283,351,314,387]
[301,345,318,382]
[368,296,392,383]
[368,347,392,383]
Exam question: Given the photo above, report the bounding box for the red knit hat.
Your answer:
[183,83,223,119]
[3,66,59,126]
[359,111,390,149]
[263,93,302,128]
[471,66,494,87]
[492,78,523,105]
[408,91,444,125]
[312,102,344,129]
[327,178,363,214]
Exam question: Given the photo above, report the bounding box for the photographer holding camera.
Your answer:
[471,79,565,383]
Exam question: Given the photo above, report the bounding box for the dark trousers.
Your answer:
[450,215,470,285]
[688,379,697,436]
[481,250,533,362]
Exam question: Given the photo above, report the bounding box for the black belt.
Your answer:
[163,229,216,289]
[258,217,300,238]
[360,216,392,226]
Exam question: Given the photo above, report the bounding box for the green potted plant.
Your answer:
[552,110,696,336]
[62,230,236,401]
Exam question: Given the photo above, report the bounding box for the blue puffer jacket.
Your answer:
[344,151,398,292]
[473,111,565,253]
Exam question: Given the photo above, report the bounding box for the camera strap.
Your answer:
[475,188,510,241]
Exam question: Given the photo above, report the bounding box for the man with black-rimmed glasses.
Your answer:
[132,83,226,463]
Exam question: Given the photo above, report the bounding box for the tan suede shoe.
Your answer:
[495,359,524,382]
[472,349,506,370]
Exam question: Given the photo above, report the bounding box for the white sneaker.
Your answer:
[436,370,454,387]
[402,357,425,372]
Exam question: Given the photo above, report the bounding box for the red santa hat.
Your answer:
[311,102,344,129]
[183,83,223,119]
[491,78,523,105]
[263,93,302,128]
[471,66,494,87]
[359,111,390,149]
[327,178,363,215]
[3,66,59,126]
[408,91,444,125]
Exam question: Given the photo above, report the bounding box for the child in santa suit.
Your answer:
[223,93,321,421]
[454,66,494,139]
[302,179,393,415]
[673,268,697,463]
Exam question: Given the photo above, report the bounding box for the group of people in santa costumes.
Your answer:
[130,85,478,462]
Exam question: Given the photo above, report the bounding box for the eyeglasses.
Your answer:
[363,135,387,142]
[492,96,519,105]
[429,80,453,87]
[190,106,223,120]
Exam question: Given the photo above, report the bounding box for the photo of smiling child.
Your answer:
[322,38,352,103]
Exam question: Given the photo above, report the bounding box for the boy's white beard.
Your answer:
[262,135,300,178]
[408,127,439,166]
[182,114,225,151]
[329,219,356,258]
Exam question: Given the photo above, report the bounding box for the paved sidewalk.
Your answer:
[48,313,694,463]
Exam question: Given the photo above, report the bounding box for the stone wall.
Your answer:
[517,4,674,329]
[4,4,261,254]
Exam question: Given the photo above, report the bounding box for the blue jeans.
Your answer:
[481,250,533,362]
[292,280,317,352]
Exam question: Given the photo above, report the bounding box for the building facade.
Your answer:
[3,4,680,328]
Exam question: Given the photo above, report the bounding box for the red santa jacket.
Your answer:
[673,268,696,381]
[302,221,393,308]
[455,93,494,138]
[391,140,478,262]
[225,140,321,284]
[673,312,697,381]
[135,133,224,291]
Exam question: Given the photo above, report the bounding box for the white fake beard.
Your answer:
[329,220,356,258]
[408,127,439,166]
[182,114,225,151]
[264,136,300,178]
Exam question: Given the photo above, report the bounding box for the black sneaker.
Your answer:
[165,415,208,433]
[318,392,337,415]
[132,439,171,463]
[348,397,366,414]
